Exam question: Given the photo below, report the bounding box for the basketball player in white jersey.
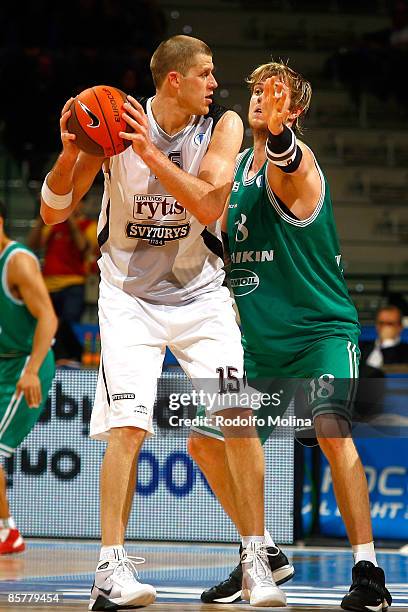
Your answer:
[40,36,286,610]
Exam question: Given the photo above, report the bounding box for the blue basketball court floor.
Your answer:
[0,541,406,610]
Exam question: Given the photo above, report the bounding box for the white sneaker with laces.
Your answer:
[241,542,287,607]
[89,554,156,610]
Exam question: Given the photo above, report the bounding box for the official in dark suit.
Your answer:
[355,305,408,423]
[360,305,408,376]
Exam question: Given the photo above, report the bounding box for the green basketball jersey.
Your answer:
[0,242,38,357]
[227,147,360,357]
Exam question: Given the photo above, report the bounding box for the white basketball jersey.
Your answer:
[97,97,227,305]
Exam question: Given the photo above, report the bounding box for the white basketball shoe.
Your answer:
[89,554,156,610]
[241,541,287,607]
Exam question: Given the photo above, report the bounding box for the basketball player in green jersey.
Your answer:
[190,63,392,612]
[0,202,57,555]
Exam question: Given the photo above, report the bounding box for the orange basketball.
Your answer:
[67,85,132,157]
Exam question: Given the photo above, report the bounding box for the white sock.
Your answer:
[352,542,377,566]
[264,529,276,548]
[0,516,16,530]
[99,545,126,562]
[241,535,265,548]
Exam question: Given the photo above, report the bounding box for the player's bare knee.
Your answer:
[315,414,351,439]
[187,434,217,465]
[108,426,146,453]
[317,434,356,461]
[220,408,257,439]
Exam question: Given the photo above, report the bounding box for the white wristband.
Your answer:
[41,173,73,210]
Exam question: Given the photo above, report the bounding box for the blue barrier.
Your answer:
[302,376,408,540]
[319,438,408,539]
[9,369,294,542]
[359,325,408,342]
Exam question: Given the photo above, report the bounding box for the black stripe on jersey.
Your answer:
[221,231,231,268]
[101,360,110,406]
[201,228,224,259]
[206,102,228,134]
[97,201,111,248]
[274,192,300,221]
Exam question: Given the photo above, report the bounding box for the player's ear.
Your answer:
[167,71,182,90]
[288,108,303,123]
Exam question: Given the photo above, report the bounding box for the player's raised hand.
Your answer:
[120,96,154,159]
[262,77,291,136]
[16,371,42,409]
[59,98,80,160]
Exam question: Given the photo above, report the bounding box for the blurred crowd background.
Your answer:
[0,0,166,183]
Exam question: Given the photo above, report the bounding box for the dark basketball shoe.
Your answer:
[201,545,294,604]
[341,561,392,612]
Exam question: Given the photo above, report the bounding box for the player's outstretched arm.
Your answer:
[8,253,57,407]
[121,98,243,225]
[41,98,105,225]
[262,77,321,220]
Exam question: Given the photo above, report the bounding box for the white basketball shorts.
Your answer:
[90,278,244,440]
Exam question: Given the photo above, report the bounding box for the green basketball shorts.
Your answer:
[191,336,359,444]
[0,350,55,457]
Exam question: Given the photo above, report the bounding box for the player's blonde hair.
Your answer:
[247,61,312,134]
[150,35,212,89]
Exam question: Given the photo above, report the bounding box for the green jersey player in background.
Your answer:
[189,63,392,612]
[0,201,57,555]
